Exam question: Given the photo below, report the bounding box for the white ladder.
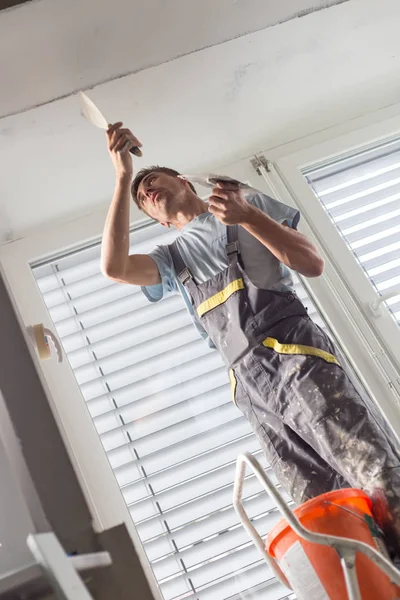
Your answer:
[0,532,111,599]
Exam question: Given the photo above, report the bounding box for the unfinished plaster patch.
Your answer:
[225,62,262,101]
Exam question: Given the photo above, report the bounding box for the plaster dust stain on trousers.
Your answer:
[169,225,400,554]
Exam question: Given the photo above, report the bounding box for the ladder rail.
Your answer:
[27,533,112,600]
[233,452,400,599]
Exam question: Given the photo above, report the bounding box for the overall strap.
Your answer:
[226,225,240,265]
[169,240,197,294]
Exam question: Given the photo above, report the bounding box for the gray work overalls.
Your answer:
[169,224,400,554]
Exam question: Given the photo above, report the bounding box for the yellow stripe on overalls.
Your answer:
[197,278,244,317]
[263,337,340,366]
[229,369,238,406]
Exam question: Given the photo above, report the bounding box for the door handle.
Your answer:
[27,324,63,363]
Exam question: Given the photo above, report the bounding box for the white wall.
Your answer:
[1,0,400,243]
[0,392,37,575]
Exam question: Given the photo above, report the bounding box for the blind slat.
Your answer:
[147,493,292,568]
[96,383,229,438]
[160,544,270,600]
[123,433,259,507]
[86,351,225,408]
[100,390,231,446]
[361,243,400,271]
[321,172,400,209]
[60,295,184,349]
[136,476,283,550]
[135,473,282,554]
[68,311,191,368]
[110,401,238,467]
[195,566,289,600]
[116,431,254,502]
[78,336,213,392]
[309,146,400,192]
[155,509,282,585]
[91,368,228,422]
[53,290,150,336]
[306,138,400,327]
[75,324,197,384]
[88,364,227,421]
[123,440,263,508]
[334,193,400,231]
[117,416,252,479]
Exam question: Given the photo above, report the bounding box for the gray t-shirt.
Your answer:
[142,192,300,344]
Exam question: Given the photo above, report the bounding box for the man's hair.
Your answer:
[131,166,196,210]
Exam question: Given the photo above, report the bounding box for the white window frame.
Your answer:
[3,101,400,597]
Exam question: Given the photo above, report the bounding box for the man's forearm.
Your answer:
[101,174,132,278]
[241,206,324,277]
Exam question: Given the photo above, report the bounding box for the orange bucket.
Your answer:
[265,489,399,599]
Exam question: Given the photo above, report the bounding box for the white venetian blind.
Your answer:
[31,221,326,600]
[304,138,400,324]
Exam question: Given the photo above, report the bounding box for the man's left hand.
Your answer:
[208,182,254,225]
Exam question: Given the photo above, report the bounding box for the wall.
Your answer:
[0,272,98,554]
[0,415,37,576]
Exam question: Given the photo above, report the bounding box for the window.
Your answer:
[268,127,400,415]
[4,108,400,600]
[305,138,400,325]
[31,221,322,600]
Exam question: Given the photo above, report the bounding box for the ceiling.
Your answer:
[1,0,400,244]
[0,0,30,10]
[0,0,346,118]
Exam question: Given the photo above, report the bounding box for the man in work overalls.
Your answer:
[101,122,400,555]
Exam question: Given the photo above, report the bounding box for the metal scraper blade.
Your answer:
[79,91,143,157]
[79,91,109,130]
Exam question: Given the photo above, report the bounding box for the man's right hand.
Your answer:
[106,122,142,179]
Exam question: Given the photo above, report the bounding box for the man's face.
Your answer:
[136,171,188,224]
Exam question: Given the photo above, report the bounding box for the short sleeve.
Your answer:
[141,245,178,303]
[141,245,215,348]
[247,192,300,230]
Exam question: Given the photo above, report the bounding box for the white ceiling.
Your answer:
[1,0,345,117]
[1,0,400,244]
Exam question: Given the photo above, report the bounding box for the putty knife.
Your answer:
[181,174,253,191]
[79,91,142,157]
